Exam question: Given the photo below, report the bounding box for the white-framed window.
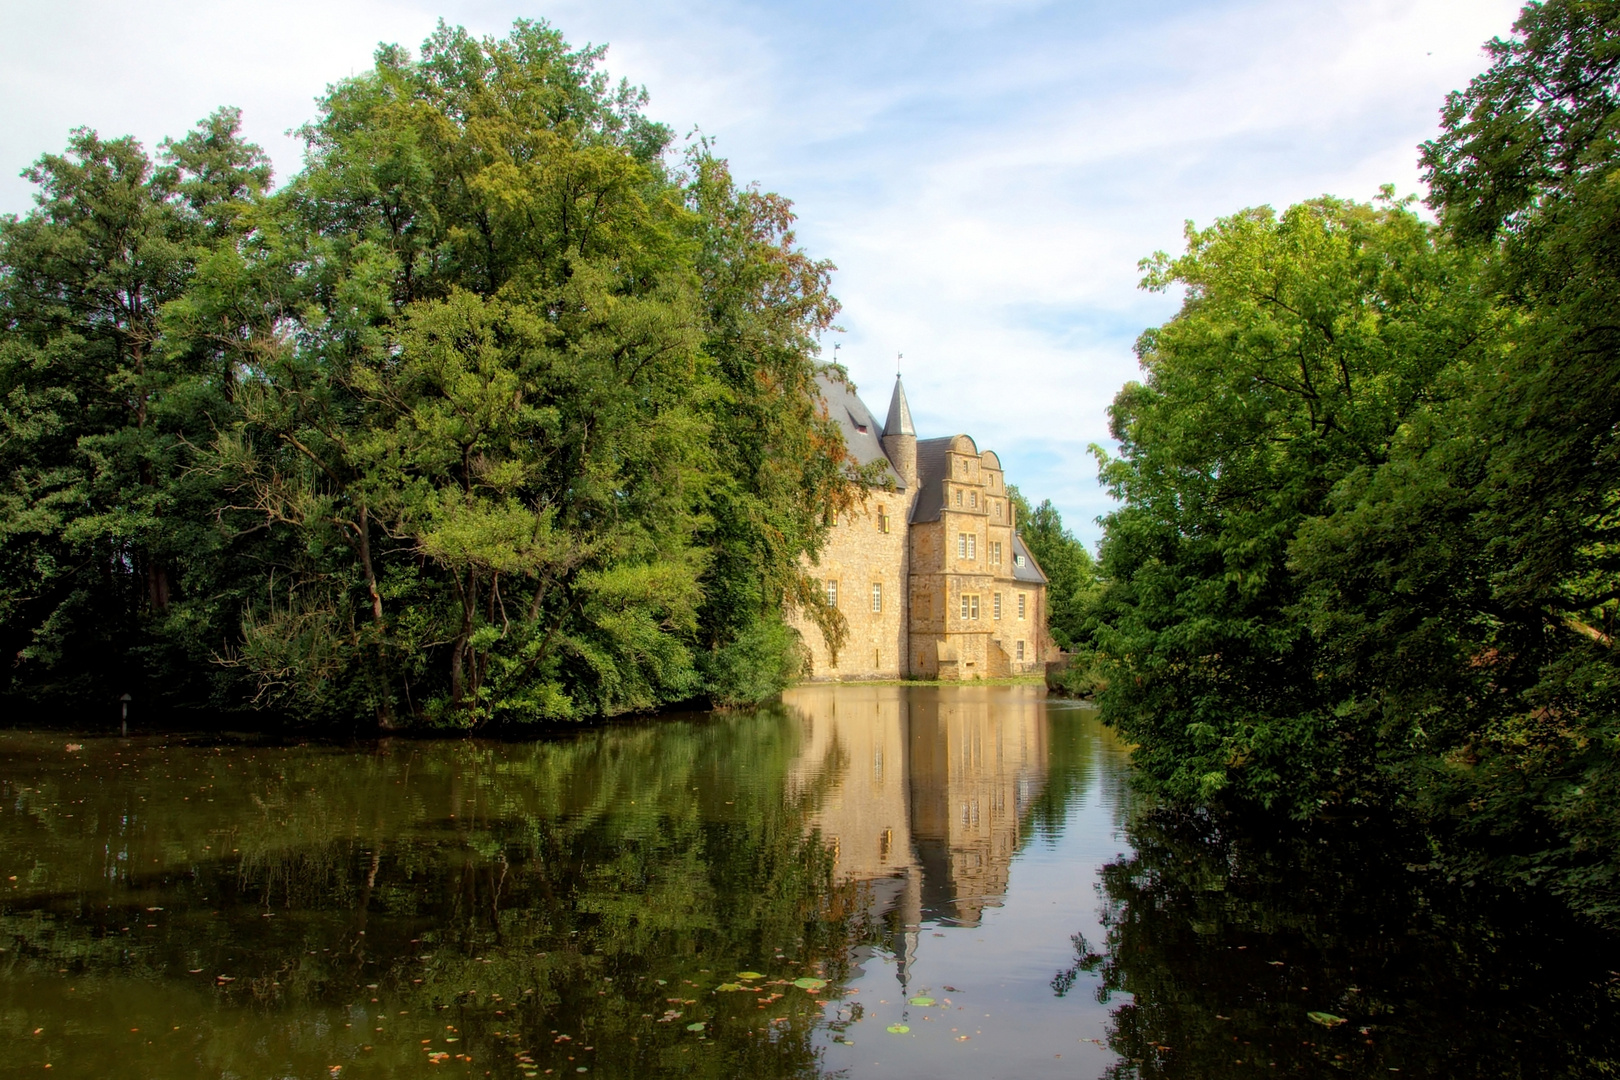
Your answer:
[954,488,963,506]
[960,594,969,619]
[1014,552,1025,567]
[967,534,976,559]
[993,593,1002,620]
[871,582,883,613]
[970,492,978,508]
[990,541,1002,565]
[959,594,979,620]
[1016,640,1025,661]
[1018,592,1026,619]
[826,579,838,607]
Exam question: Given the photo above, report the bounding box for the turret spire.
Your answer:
[884,373,915,437]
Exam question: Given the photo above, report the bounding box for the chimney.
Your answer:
[882,374,917,489]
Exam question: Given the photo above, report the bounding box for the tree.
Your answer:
[0,21,855,726]
[1093,194,1495,811]
[0,112,269,710]
[1007,487,1099,651]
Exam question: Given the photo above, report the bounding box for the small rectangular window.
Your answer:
[958,533,967,558]
[954,489,963,506]
[872,582,883,613]
[967,534,976,559]
[960,594,969,620]
[970,492,978,508]
[1018,593,1026,619]
[994,502,1002,519]
[993,593,1002,620]
[877,506,889,533]
[970,594,980,620]
[826,579,838,607]
[1016,640,1025,661]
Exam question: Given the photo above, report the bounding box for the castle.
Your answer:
[787,373,1050,680]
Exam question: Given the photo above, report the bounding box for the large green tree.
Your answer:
[0,111,269,710]
[0,21,855,726]
[1093,0,1620,925]
[1093,194,1496,811]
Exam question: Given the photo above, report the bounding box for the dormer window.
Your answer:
[1014,553,1026,567]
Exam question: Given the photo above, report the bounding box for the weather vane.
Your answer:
[897,352,903,379]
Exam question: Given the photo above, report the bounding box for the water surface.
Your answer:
[0,685,1613,1077]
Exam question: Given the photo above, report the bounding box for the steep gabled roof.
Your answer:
[909,436,955,522]
[814,372,902,489]
[1011,535,1049,584]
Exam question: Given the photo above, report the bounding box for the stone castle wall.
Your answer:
[788,486,914,679]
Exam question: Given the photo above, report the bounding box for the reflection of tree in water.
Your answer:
[0,708,886,1079]
[1055,810,1620,1079]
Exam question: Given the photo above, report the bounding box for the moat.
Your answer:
[0,685,1614,1078]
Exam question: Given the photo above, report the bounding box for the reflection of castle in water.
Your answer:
[782,683,1048,929]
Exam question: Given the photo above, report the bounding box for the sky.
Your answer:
[0,0,1524,547]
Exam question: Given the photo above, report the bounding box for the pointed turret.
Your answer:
[881,374,918,489]
[884,375,915,437]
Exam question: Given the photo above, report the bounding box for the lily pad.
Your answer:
[715,982,744,992]
[793,977,827,991]
[885,1024,910,1034]
[686,1022,706,1032]
[1307,1011,1348,1027]
[908,996,935,1007]
[737,971,765,981]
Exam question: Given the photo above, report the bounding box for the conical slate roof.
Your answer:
[884,375,915,437]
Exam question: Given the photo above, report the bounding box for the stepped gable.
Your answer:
[815,371,903,489]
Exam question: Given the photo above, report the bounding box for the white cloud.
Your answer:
[0,0,1525,543]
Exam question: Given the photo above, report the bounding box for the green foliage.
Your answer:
[1094,193,1494,810]
[1093,0,1620,927]
[1008,487,1102,651]
[0,21,851,725]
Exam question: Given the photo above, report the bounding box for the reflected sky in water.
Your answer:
[0,686,1613,1078]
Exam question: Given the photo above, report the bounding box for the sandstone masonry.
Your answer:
[787,374,1051,680]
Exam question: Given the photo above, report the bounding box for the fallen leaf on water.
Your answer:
[737,972,764,981]
[1307,1011,1348,1027]
[715,983,744,992]
[793,978,827,992]
[886,1024,910,1034]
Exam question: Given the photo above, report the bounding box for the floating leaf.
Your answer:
[886,1024,910,1034]
[737,972,765,981]
[908,996,935,1007]
[715,983,744,992]
[686,1022,706,1032]
[1307,1011,1348,1027]
[793,977,827,992]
